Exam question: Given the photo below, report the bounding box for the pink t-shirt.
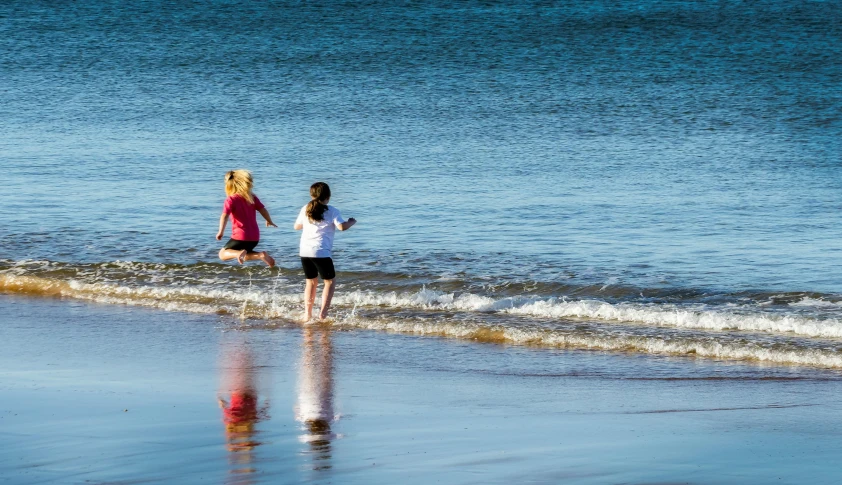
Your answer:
[223,194,264,241]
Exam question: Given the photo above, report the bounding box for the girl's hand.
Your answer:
[216,231,223,240]
[266,221,277,228]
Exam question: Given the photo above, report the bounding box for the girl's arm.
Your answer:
[257,207,278,227]
[294,209,304,230]
[216,213,229,240]
[337,217,356,231]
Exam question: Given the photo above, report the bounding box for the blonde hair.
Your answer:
[224,170,254,204]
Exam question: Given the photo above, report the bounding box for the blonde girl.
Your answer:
[294,182,356,320]
[216,170,277,267]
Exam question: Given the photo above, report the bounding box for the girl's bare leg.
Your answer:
[318,279,336,320]
[302,278,318,322]
[248,251,275,267]
[218,249,275,267]
[219,248,245,262]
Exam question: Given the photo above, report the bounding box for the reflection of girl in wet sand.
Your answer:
[219,391,265,451]
[295,326,337,470]
[218,340,270,482]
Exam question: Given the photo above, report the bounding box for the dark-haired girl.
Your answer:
[294,182,356,321]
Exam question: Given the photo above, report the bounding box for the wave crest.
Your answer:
[4,266,842,369]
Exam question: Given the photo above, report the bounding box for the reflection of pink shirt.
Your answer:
[223,195,264,241]
[223,391,259,425]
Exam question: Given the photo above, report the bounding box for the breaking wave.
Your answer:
[3,259,842,369]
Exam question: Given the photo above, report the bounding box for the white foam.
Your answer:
[789,297,842,308]
[505,299,842,338]
[0,274,301,320]
[335,289,842,339]
[5,273,842,368]
[5,273,842,342]
[335,288,500,311]
[337,317,842,369]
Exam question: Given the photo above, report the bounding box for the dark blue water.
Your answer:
[2,1,842,366]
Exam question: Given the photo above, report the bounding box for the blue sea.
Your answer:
[2,0,842,367]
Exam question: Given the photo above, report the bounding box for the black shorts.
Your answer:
[223,239,259,252]
[301,257,335,280]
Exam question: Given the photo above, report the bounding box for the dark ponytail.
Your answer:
[306,182,331,221]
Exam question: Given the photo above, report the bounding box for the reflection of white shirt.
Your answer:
[295,339,334,423]
[296,365,333,423]
[296,205,346,258]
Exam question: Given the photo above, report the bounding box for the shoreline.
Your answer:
[4,266,842,370]
[3,294,842,484]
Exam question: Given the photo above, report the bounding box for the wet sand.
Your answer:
[2,294,842,484]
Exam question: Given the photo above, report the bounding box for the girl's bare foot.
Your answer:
[300,312,312,323]
[237,250,248,264]
[259,251,275,268]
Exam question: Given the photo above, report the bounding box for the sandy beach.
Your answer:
[3,294,842,484]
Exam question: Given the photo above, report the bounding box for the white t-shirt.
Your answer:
[296,205,346,258]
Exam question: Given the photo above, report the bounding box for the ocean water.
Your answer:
[2,0,841,368]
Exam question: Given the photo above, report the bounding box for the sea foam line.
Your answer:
[503,298,842,339]
[3,273,842,339]
[0,274,300,319]
[336,289,842,339]
[335,317,842,369]
[3,274,842,368]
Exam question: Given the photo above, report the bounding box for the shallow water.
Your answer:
[2,0,841,368]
